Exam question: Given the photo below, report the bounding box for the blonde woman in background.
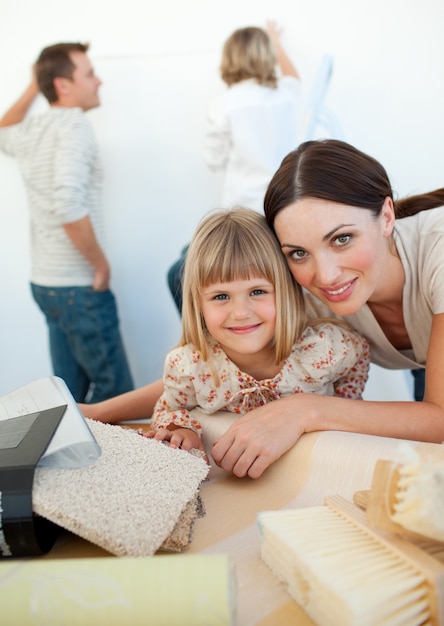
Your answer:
[203,20,300,212]
[168,20,301,312]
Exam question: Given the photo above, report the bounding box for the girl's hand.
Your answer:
[145,426,208,461]
[211,396,305,478]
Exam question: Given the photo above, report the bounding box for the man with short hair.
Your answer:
[0,43,134,402]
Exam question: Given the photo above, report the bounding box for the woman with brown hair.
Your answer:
[210,139,444,477]
[84,139,444,480]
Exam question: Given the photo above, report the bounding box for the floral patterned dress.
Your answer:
[152,322,370,436]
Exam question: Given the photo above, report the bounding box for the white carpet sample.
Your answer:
[32,420,210,556]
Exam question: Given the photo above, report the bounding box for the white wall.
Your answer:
[0,0,442,400]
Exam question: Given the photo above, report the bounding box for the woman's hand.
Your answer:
[211,396,306,478]
[265,20,283,46]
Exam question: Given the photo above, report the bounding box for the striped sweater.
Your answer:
[0,107,105,286]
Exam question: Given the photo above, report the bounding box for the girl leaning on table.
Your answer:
[144,207,370,456]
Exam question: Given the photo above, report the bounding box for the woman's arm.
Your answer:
[211,392,444,479]
[212,314,444,478]
[80,379,164,423]
[266,20,300,79]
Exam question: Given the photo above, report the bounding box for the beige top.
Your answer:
[305,207,444,369]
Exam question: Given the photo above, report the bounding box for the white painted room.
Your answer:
[1,0,443,402]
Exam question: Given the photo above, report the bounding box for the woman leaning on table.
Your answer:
[83,139,444,479]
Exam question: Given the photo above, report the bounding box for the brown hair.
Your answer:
[395,190,444,218]
[35,42,89,103]
[180,207,306,378]
[220,27,277,88]
[264,139,444,227]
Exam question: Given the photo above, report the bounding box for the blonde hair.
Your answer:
[180,208,306,372]
[220,27,277,87]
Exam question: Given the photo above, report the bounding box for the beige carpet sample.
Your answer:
[32,420,210,556]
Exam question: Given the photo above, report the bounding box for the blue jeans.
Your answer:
[167,244,189,315]
[31,284,134,403]
[411,368,425,401]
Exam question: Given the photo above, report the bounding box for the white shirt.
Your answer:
[203,77,301,213]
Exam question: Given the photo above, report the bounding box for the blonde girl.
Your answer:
[147,207,370,455]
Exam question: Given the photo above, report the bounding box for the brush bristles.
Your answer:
[258,507,432,626]
[392,464,444,543]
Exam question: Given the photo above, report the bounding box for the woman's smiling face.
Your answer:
[273,196,395,316]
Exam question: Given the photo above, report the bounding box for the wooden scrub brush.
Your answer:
[353,458,444,543]
[258,495,444,625]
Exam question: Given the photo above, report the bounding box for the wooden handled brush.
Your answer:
[258,495,444,626]
[353,459,444,543]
